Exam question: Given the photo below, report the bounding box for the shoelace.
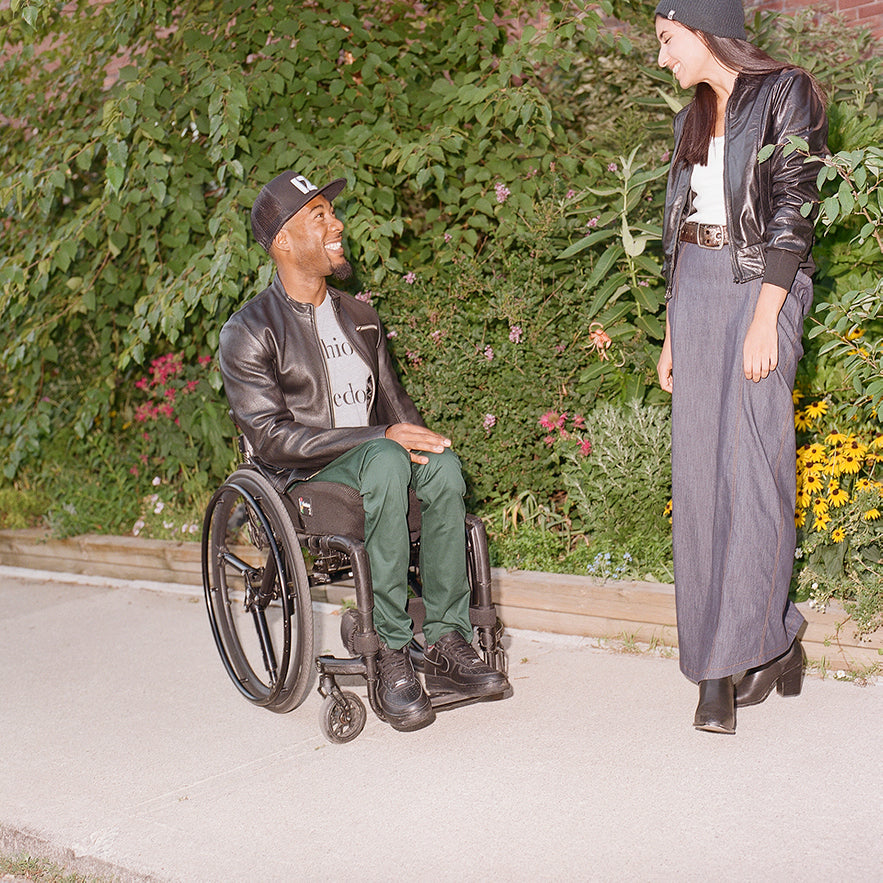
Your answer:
[379,648,413,687]
[436,635,482,667]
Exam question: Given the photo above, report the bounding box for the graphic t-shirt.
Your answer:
[314,296,371,427]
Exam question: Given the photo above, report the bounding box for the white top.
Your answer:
[314,296,371,427]
[686,135,726,226]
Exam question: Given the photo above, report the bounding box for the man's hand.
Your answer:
[385,423,451,464]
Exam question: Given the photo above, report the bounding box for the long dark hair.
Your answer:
[674,30,825,169]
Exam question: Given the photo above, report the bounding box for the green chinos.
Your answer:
[300,439,473,649]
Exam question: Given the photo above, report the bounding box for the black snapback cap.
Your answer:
[251,171,346,252]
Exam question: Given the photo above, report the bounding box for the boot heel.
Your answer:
[777,663,803,698]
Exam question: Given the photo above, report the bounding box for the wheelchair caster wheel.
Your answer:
[320,691,366,744]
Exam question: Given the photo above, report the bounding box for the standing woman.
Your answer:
[654,0,827,733]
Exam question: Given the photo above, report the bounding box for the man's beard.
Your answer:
[331,259,353,282]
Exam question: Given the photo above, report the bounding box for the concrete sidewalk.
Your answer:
[1,567,880,882]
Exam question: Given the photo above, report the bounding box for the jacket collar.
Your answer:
[269,273,341,314]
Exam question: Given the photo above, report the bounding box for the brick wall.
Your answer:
[751,0,883,39]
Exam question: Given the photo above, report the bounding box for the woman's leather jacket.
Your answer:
[219,276,424,481]
[661,68,828,299]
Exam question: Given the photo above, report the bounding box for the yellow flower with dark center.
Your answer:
[831,527,846,543]
[828,486,849,508]
[856,478,872,492]
[812,497,829,516]
[843,436,868,457]
[813,512,831,531]
[794,411,811,432]
[795,509,806,528]
[803,443,827,462]
[846,327,865,340]
[871,436,883,449]
[802,471,824,493]
[796,489,811,509]
[792,389,804,405]
[825,432,847,445]
[836,450,862,475]
[804,401,828,420]
[863,508,880,521]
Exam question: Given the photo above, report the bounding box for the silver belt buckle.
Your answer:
[698,223,724,249]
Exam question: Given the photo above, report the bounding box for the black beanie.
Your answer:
[654,0,747,40]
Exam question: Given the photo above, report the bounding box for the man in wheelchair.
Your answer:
[217,171,509,731]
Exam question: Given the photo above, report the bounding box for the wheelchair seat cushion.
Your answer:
[284,481,421,540]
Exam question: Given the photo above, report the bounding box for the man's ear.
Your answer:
[272,227,290,254]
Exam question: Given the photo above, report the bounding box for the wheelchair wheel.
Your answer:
[320,691,366,744]
[202,468,314,713]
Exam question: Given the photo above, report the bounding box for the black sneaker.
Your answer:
[424,631,509,700]
[376,643,435,732]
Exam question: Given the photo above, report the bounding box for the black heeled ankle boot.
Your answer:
[693,677,735,734]
[735,639,804,707]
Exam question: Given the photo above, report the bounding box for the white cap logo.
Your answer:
[289,174,317,195]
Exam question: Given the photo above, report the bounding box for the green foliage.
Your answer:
[550,401,672,539]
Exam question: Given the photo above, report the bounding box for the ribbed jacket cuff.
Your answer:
[762,248,802,291]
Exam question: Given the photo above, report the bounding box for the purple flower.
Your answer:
[403,272,417,284]
[483,413,496,435]
[509,325,523,344]
[587,216,599,228]
[565,189,576,199]
[494,182,511,204]
[608,163,618,173]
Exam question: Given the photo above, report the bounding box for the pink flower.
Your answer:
[403,272,417,284]
[186,380,199,393]
[483,345,494,361]
[430,330,443,344]
[135,378,149,391]
[554,343,566,353]
[198,355,212,366]
[494,182,510,204]
[355,290,373,303]
[579,439,592,457]
[539,411,559,430]
[566,189,576,199]
[483,414,496,434]
[608,163,618,173]
[387,330,398,339]
[573,414,585,429]
[509,325,523,344]
[443,232,452,243]
[543,434,556,446]
[587,217,599,228]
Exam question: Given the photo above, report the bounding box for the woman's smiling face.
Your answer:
[655,17,716,89]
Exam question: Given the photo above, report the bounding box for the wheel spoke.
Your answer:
[251,607,279,686]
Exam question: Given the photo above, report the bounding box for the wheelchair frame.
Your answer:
[201,445,508,744]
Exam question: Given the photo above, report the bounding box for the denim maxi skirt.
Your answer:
[668,242,810,683]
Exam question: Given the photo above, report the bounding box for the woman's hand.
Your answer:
[657,312,673,393]
[743,283,787,383]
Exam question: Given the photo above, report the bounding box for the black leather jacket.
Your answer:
[218,275,424,481]
[661,69,828,299]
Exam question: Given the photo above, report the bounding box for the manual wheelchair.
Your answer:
[201,435,509,744]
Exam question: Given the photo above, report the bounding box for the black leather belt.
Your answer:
[680,221,728,249]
